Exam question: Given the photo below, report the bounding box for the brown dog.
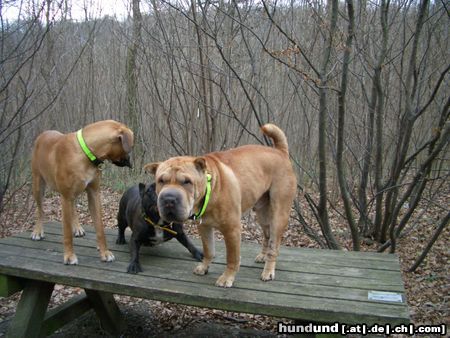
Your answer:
[31,120,134,265]
[144,124,296,287]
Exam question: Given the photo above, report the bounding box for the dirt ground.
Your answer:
[0,185,448,337]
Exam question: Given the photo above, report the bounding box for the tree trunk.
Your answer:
[126,0,142,140]
[336,0,359,250]
[317,0,340,250]
[379,0,429,243]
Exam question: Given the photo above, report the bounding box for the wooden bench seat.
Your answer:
[0,221,410,337]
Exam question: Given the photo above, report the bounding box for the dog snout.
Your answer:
[160,191,179,210]
[112,155,132,168]
[158,188,186,222]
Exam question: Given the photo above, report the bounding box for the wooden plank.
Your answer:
[0,255,410,325]
[0,274,23,297]
[41,293,93,336]
[0,241,407,303]
[0,246,389,306]
[27,221,397,270]
[40,221,402,263]
[4,233,405,282]
[0,231,406,288]
[6,279,54,338]
[26,224,401,276]
[84,289,125,336]
[0,223,410,326]
[0,246,404,300]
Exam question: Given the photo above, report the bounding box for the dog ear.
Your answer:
[143,162,160,175]
[119,130,133,153]
[194,157,206,172]
[138,183,146,198]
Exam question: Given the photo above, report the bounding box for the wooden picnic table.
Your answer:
[0,221,410,337]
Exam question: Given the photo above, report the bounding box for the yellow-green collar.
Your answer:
[76,129,103,166]
[193,173,212,220]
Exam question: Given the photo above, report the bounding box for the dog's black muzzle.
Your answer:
[112,155,132,168]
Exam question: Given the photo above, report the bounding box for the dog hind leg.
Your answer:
[31,173,46,240]
[260,201,291,282]
[260,176,296,281]
[253,193,271,263]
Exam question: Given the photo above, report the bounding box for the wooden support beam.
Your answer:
[85,289,125,336]
[0,274,24,297]
[6,279,54,338]
[41,293,93,336]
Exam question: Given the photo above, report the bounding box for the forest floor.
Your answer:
[0,184,448,337]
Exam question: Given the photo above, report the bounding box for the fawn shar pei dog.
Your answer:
[144,124,296,287]
[31,120,134,265]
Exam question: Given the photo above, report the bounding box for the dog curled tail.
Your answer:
[261,123,289,155]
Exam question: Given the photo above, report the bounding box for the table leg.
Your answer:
[7,280,54,338]
[85,289,125,336]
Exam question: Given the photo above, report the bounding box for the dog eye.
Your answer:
[183,178,192,185]
[158,178,165,185]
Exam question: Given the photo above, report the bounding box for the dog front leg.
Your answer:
[61,196,78,265]
[127,234,143,274]
[72,209,85,237]
[193,224,215,275]
[172,225,203,261]
[86,185,115,262]
[215,227,241,288]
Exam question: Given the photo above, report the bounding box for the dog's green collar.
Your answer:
[76,129,103,167]
[193,173,212,220]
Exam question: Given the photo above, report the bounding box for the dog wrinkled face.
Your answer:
[144,157,207,223]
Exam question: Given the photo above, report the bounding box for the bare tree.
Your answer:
[126,0,142,140]
[1,0,448,270]
[336,0,359,250]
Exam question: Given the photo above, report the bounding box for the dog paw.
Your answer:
[101,251,115,262]
[215,273,235,288]
[31,231,45,241]
[254,253,266,263]
[64,253,79,265]
[260,269,275,281]
[127,262,142,274]
[73,226,85,237]
[193,263,209,275]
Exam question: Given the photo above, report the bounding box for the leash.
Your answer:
[192,173,212,221]
[76,129,104,167]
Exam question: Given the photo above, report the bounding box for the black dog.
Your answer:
[116,183,203,273]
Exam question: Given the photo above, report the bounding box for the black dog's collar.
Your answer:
[142,210,177,236]
[141,209,158,226]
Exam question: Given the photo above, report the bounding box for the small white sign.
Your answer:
[368,291,404,303]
